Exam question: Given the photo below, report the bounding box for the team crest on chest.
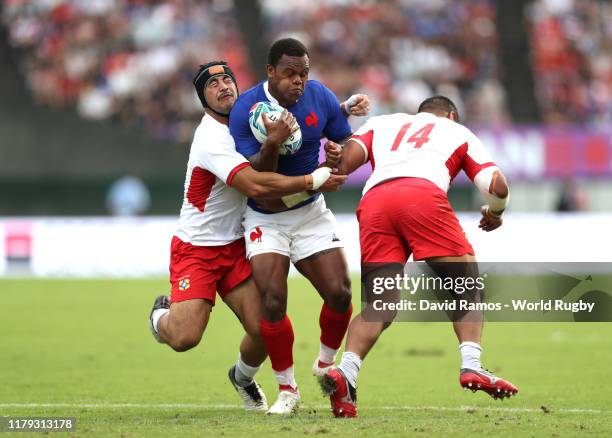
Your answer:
[305,111,319,128]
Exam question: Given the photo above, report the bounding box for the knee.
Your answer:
[326,276,352,311]
[169,332,202,352]
[262,290,287,321]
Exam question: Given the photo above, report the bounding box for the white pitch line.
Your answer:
[0,403,607,414]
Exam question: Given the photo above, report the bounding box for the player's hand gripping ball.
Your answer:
[248,101,302,155]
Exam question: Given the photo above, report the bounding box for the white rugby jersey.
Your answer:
[350,112,496,195]
[174,114,250,246]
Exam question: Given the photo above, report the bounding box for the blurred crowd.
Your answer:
[2,0,610,142]
[260,0,510,126]
[2,0,254,143]
[528,0,611,126]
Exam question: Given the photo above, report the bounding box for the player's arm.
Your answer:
[333,120,375,175]
[247,111,297,172]
[475,168,509,232]
[335,139,368,175]
[464,133,510,232]
[230,166,346,200]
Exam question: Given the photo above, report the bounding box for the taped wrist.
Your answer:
[311,167,332,190]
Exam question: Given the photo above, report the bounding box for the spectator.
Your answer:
[2,0,254,143]
[259,0,510,125]
[527,0,611,126]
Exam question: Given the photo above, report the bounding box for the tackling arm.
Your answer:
[230,166,345,200]
[336,139,368,176]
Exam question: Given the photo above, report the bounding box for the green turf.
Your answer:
[1,279,611,437]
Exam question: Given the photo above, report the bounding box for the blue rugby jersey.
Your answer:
[229,80,351,213]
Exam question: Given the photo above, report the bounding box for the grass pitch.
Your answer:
[1,278,611,436]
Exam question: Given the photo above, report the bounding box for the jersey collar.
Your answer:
[263,81,279,105]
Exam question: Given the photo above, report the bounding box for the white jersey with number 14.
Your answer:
[350,112,496,195]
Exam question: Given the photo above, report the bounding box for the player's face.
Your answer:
[267,54,309,106]
[205,75,237,115]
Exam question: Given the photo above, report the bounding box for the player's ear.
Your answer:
[266,64,275,79]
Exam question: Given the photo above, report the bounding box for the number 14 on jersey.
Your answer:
[390,123,435,151]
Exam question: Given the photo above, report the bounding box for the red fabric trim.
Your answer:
[187,167,216,212]
[445,142,468,182]
[226,162,250,186]
[464,159,495,181]
[351,130,374,164]
[446,142,495,182]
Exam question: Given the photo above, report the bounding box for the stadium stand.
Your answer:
[260,0,510,125]
[2,0,254,143]
[3,0,609,136]
[527,0,611,126]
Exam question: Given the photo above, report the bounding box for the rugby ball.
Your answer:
[248,101,302,155]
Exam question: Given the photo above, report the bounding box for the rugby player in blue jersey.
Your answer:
[229,38,370,414]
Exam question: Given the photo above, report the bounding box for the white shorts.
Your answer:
[243,196,343,263]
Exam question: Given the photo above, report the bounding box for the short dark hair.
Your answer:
[267,38,309,66]
[417,95,460,122]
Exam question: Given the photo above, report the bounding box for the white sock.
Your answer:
[318,342,338,365]
[274,365,297,390]
[459,341,482,370]
[152,308,169,334]
[338,352,361,388]
[234,353,261,387]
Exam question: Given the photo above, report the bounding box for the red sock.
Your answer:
[260,315,294,372]
[319,302,353,350]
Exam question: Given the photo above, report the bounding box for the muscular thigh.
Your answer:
[294,248,350,299]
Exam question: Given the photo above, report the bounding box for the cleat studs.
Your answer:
[468,383,473,387]
[477,384,481,388]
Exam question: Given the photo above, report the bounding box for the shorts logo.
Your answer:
[178,278,190,291]
[332,233,340,242]
[249,226,263,243]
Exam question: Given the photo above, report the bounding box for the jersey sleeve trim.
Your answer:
[464,157,495,181]
[226,162,251,187]
[350,130,374,165]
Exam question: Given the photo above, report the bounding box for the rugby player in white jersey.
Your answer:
[148,61,346,411]
[320,96,518,417]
